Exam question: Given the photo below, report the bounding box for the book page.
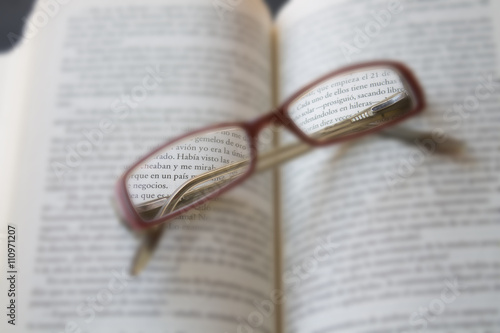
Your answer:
[0,0,277,332]
[276,0,500,332]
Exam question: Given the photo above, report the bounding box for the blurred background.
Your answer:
[1,1,499,332]
[1,0,285,52]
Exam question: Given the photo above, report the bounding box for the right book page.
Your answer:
[275,0,500,332]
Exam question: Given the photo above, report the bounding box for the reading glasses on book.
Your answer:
[113,61,461,275]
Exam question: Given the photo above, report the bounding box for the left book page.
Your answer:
[0,1,277,333]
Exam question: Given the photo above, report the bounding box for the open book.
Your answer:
[1,0,500,332]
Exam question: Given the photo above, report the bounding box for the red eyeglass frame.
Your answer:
[115,60,426,231]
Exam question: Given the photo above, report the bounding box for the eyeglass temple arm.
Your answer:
[133,140,309,220]
[135,139,311,219]
[136,139,316,218]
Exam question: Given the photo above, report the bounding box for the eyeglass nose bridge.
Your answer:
[246,103,299,132]
[244,107,297,151]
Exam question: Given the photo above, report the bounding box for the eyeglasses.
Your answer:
[113,61,446,274]
[115,60,426,228]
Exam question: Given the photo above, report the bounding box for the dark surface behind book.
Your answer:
[0,0,287,52]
